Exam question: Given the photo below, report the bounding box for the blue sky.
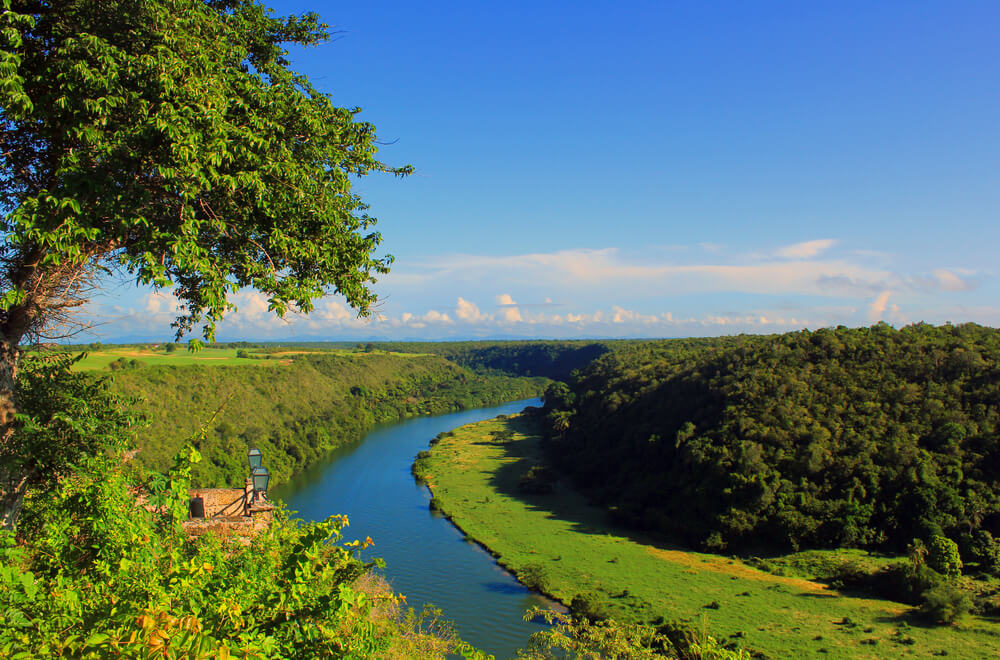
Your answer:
[92,1,1000,341]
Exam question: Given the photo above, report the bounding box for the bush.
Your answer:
[830,559,872,590]
[920,583,972,624]
[968,530,1000,574]
[5,445,463,658]
[518,465,556,494]
[871,563,944,604]
[927,535,963,577]
[518,563,550,592]
[570,592,610,622]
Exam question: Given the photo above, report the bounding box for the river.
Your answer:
[272,398,554,659]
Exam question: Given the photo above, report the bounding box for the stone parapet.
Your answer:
[184,488,274,541]
[189,488,247,517]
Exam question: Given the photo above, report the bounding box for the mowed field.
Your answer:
[415,414,1000,659]
[68,346,287,370]
[51,346,431,371]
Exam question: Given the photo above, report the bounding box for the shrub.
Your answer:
[570,592,610,622]
[920,583,972,624]
[830,559,871,589]
[927,535,963,577]
[871,563,944,604]
[518,465,556,494]
[518,563,550,592]
[968,530,1000,574]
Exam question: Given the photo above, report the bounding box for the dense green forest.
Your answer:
[111,352,546,487]
[542,324,1000,562]
[372,340,614,380]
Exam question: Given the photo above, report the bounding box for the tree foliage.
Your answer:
[542,324,1000,555]
[2,444,491,658]
[374,340,613,381]
[517,608,751,660]
[1,0,410,345]
[0,0,408,528]
[0,353,138,524]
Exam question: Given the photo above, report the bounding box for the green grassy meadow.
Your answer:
[414,414,1000,659]
[51,345,429,371]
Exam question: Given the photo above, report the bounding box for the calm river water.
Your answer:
[272,398,553,659]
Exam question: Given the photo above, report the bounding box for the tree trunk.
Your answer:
[0,336,23,531]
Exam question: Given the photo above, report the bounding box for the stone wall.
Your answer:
[189,488,246,517]
[184,488,273,542]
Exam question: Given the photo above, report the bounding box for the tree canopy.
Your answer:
[542,324,1000,555]
[0,0,409,349]
[0,0,409,527]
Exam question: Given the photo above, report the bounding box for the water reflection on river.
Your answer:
[272,399,554,659]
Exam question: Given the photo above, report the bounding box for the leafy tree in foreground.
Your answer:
[0,0,410,526]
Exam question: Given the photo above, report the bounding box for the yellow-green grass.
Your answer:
[58,346,433,371]
[416,414,1000,659]
[64,346,286,370]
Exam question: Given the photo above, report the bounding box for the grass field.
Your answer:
[67,346,287,370]
[38,346,428,371]
[415,413,1000,659]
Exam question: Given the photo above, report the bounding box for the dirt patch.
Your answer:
[645,547,830,593]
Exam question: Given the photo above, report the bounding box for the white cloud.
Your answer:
[868,291,892,322]
[775,239,838,259]
[933,269,975,292]
[80,237,992,342]
[420,309,453,325]
[402,247,892,298]
[499,306,522,323]
[455,297,483,322]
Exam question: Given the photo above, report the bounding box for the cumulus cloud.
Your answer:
[420,310,453,324]
[775,239,837,259]
[499,306,522,323]
[455,297,483,322]
[81,236,990,342]
[868,291,892,322]
[145,292,182,316]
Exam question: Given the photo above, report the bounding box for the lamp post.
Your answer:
[251,466,270,503]
[248,448,262,470]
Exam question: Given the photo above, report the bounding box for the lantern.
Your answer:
[248,447,263,469]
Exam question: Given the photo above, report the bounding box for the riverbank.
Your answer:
[413,412,1000,658]
[107,351,548,486]
[276,399,556,660]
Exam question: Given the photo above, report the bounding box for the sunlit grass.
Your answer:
[416,413,1000,659]
[58,346,433,371]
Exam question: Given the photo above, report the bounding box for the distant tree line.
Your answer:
[541,324,1000,563]
[374,340,615,381]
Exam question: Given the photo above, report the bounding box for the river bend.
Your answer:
[273,398,550,659]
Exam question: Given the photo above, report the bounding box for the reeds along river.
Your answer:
[272,398,553,659]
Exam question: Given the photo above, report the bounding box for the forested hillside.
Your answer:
[112,352,546,487]
[543,323,1000,556]
[374,340,614,380]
